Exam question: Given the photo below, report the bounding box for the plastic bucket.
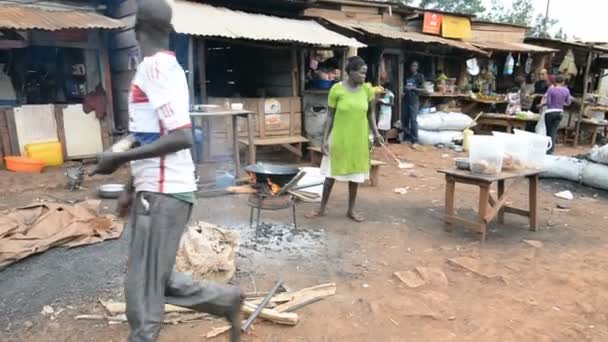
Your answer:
[513,129,551,169]
[4,156,45,173]
[492,131,527,170]
[469,135,504,175]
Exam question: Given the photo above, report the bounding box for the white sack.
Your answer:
[541,155,586,182]
[417,112,474,131]
[541,155,608,191]
[581,163,608,190]
[590,144,608,165]
[418,130,463,146]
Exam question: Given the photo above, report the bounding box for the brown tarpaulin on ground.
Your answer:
[0,200,124,270]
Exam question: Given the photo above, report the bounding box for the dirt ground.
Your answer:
[2,144,608,342]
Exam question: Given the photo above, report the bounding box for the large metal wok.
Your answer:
[244,163,300,186]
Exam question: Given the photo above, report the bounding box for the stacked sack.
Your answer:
[416,112,474,146]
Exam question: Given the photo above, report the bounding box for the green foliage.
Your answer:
[418,0,485,15]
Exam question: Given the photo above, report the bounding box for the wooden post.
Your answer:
[478,184,490,242]
[497,180,505,225]
[99,31,115,147]
[198,39,207,103]
[528,175,538,231]
[575,47,594,147]
[291,47,298,98]
[188,36,195,104]
[444,176,455,232]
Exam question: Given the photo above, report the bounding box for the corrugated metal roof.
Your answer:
[322,18,488,55]
[525,38,608,54]
[171,1,365,47]
[0,4,124,31]
[471,41,557,53]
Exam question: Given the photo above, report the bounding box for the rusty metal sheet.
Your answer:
[0,4,124,31]
[471,41,557,53]
[322,18,488,55]
[171,1,365,47]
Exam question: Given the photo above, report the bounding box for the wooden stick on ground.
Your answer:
[242,280,284,332]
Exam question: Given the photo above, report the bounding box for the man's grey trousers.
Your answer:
[126,192,240,342]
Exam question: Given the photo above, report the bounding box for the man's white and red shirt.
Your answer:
[128,51,196,194]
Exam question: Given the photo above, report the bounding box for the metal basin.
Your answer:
[98,184,126,199]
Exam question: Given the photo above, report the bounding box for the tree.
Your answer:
[484,0,533,26]
[483,0,566,39]
[418,0,485,16]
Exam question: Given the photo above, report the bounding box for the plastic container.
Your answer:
[463,129,474,152]
[215,171,235,188]
[311,79,334,90]
[4,156,45,173]
[513,129,552,169]
[24,141,63,166]
[469,135,504,175]
[492,131,527,171]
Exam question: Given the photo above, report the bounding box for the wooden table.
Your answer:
[190,110,255,178]
[476,113,539,133]
[438,168,541,241]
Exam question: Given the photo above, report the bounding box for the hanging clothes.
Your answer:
[559,49,578,78]
[504,53,514,75]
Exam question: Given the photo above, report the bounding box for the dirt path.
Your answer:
[2,145,608,341]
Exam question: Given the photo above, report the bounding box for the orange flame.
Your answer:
[248,172,257,185]
[267,177,281,195]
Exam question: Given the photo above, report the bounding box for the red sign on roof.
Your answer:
[423,12,442,35]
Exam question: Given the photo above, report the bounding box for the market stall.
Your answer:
[0,3,123,168]
[168,0,363,184]
[525,38,608,146]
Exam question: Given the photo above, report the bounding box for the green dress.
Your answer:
[328,82,374,176]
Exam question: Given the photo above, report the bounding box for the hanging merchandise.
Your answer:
[525,53,533,74]
[488,60,498,76]
[504,53,515,75]
[516,53,521,67]
[559,49,578,78]
[466,58,480,76]
[379,58,388,83]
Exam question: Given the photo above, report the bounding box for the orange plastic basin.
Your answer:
[4,156,45,173]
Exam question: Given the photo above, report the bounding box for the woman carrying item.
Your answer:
[544,74,572,154]
[307,56,383,222]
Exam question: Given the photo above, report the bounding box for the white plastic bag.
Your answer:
[535,108,547,136]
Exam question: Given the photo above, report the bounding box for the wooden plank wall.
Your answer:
[471,23,527,43]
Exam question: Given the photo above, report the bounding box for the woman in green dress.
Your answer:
[308,56,383,222]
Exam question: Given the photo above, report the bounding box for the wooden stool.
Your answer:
[368,160,386,187]
[307,146,323,166]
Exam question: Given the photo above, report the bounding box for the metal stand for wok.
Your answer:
[247,194,297,232]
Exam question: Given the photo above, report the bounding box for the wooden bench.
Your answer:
[580,119,608,146]
[307,146,386,187]
[239,135,309,159]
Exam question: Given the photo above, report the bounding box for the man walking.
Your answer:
[90,1,242,341]
[402,61,425,148]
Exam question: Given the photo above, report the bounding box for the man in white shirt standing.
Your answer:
[90,1,242,341]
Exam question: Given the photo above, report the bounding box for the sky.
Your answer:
[489,0,608,42]
[411,0,607,42]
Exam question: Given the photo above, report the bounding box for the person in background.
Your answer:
[531,68,549,113]
[402,61,425,148]
[307,56,384,223]
[544,74,572,154]
[377,81,394,138]
[89,1,243,341]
